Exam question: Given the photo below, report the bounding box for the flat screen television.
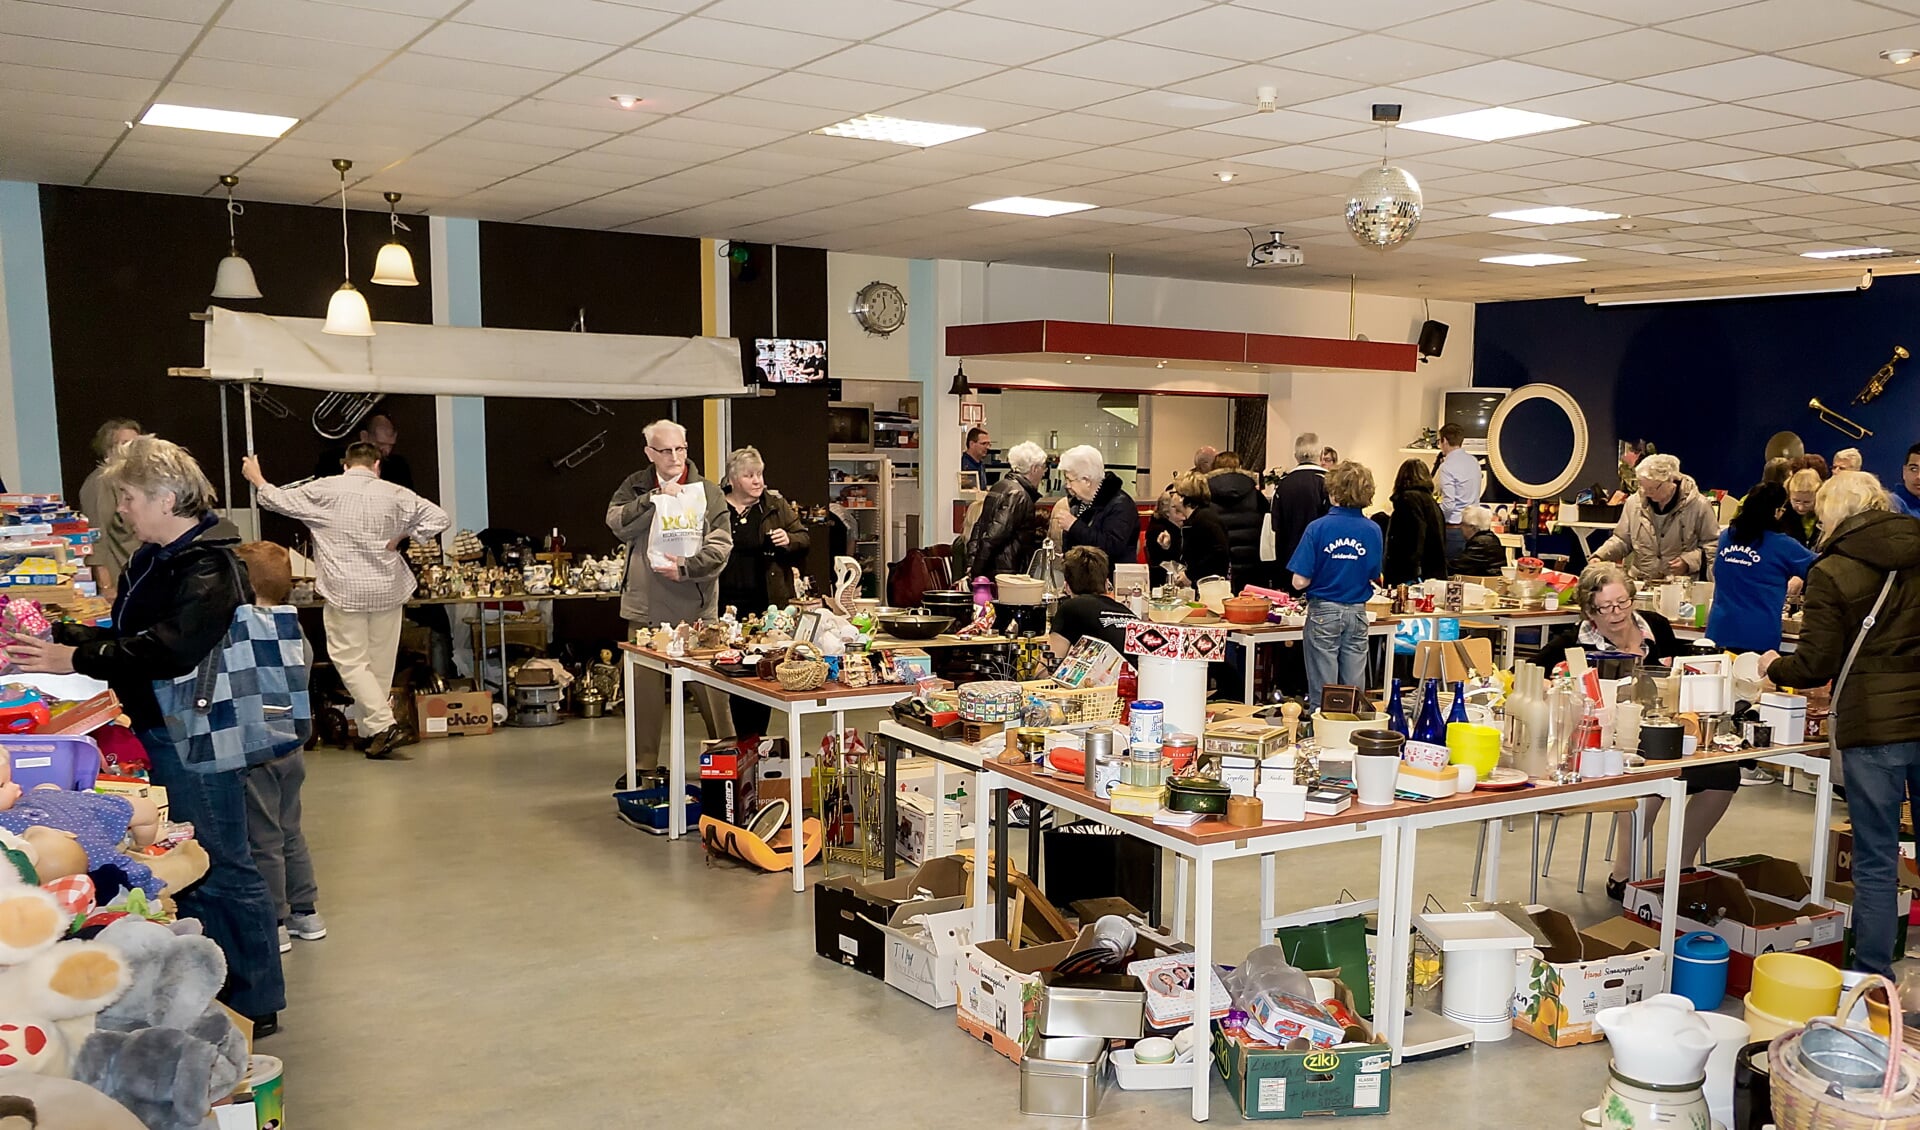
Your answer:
[754,338,827,384]
[1440,388,1508,454]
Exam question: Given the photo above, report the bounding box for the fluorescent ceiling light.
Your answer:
[139,103,297,138]
[1585,272,1873,306]
[1481,253,1586,266]
[1401,107,1585,142]
[814,113,983,148]
[1488,206,1621,225]
[969,196,1096,217]
[1801,247,1895,260]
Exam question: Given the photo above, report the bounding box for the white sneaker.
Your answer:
[287,911,328,941]
[1740,766,1778,787]
[277,925,292,954]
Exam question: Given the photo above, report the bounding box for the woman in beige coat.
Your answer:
[1593,453,1721,581]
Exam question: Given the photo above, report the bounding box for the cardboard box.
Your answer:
[814,857,968,980]
[95,776,167,823]
[1514,910,1665,1048]
[957,920,1185,1064]
[1828,823,1920,889]
[416,691,494,737]
[1625,858,1845,994]
[894,790,969,867]
[1214,981,1391,1120]
[878,895,973,1008]
[1824,878,1913,967]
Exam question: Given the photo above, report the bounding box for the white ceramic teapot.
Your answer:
[1594,993,1717,1086]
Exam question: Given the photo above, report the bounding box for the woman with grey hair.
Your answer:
[1053,444,1140,566]
[967,440,1049,582]
[1593,452,1720,581]
[1449,505,1507,575]
[718,446,809,739]
[12,435,286,1033]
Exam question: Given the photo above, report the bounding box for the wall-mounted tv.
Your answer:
[754,338,827,384]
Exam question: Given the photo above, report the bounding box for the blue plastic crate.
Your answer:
[613,786,699,835]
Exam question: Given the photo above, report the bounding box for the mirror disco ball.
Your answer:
[1345,164,1423,249]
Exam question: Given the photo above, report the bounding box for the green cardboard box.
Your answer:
[1213,982,1391,1119]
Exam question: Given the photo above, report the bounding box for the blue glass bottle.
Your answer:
[1386,679,1410,736]
[1413,679,1448,746]
[1447,682,1470,726]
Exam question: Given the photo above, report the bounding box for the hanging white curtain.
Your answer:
[193,306,744,399]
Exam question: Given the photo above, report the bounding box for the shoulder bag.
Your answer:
[1826,571,1899,757]
[154,553,312,774]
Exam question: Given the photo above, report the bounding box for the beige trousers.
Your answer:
[631,667,733,771]
[324,604,405,735]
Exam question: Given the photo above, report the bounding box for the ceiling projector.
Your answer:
[1248,231,1304,268]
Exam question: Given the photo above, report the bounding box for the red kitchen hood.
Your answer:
[945,319,1418,374]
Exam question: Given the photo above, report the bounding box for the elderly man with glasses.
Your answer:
[608,419,735,785]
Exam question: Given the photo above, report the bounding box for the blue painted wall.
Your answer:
[1475,275,1920,496]
[0,182,58,491]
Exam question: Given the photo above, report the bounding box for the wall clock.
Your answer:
[851,280,907,337]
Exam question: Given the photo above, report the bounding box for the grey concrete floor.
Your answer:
[274,710,1831,1128]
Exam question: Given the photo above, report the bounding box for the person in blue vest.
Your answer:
[1287,461,1384,710]
[1707,481,1816,655]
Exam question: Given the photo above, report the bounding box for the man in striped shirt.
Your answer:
[244,443,449,759]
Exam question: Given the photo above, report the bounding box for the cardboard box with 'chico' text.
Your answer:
[415,691,494,738]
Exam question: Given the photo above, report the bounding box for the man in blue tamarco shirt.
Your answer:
[1288,461,1385,708]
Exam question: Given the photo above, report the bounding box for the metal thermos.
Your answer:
[1084,729,1113,792]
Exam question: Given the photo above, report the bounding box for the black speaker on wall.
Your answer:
[1417,319,1449,360]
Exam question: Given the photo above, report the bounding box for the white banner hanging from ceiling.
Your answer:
[189,306,745,399]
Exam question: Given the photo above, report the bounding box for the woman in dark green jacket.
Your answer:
[719,447,812,738]
[1766,472,1920,976]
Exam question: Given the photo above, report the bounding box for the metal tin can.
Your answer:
[1128,700,1165,751]
[1161,733,1199,776]
[1084,729,1114,792]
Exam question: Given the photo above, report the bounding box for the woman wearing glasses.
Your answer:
[1534,561,1737,901]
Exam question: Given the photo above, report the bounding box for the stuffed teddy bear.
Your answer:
[72,920,244,1130]
[0,885,129,1079]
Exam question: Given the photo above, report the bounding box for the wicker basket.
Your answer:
[1772,975,1920,1130]
[1018,679,1121,724]
[775,643,829,692]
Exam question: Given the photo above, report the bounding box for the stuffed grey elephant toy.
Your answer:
[69,921,245,1130]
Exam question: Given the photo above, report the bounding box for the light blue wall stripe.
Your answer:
[439,217,488,530]
[908,257,938,535]
[0,182,59,492]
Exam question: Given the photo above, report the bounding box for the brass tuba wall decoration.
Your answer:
[1810,397,1873,439]
[1854,345,1909,405]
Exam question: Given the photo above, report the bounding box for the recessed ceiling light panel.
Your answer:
[1481,253,1586,266]
[1489,206,1622,225]
[1801,247,1895,259]
[814,113,984,148]
[139,103,297,138]
[610,94,642,109]
[1401,107,1585,142]
[969,196,1097,217]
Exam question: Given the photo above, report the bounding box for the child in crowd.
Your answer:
[235,541,326,954]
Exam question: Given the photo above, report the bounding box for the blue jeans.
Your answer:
[1444,526,1465,563]
[1304,600,1370,710]
[1838,741,1920,976]
[142,728,286,1018]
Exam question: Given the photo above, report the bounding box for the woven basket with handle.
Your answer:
[1772,974,1920,1130]
[775,642,829,692]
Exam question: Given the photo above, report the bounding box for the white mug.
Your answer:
[1454,764,1477,793]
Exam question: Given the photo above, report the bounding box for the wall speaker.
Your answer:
[1417,319,1449,359]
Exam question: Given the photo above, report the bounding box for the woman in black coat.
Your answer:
[1162,470,1232,583]
[718,447,812,615]
[1383,458,1448,585]
[1054,445,1140,566]
[1450,506,1508,576]
[1206,453,1266,588]
[13,437,285,1030]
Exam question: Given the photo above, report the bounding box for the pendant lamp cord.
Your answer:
[337,164,350,282]
[220,175,243,254]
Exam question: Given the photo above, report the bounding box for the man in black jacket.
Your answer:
[1271,432,1330,572]
[966,441,1049,581]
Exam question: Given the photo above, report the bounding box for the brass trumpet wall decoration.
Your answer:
[1810,397,1873,439]
[1854,345,1909,405]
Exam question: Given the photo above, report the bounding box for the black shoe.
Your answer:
[1605,876,1626,903]
[250,1012,279,1039]
[365,727,413,760]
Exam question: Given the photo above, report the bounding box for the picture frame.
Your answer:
[958,471,981,492]
[794,609,822,646]
[1320,684,1362,716]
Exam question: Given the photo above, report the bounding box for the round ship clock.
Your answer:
[851,280,907,337]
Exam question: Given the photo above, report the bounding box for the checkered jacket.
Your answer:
[258,468,448,611]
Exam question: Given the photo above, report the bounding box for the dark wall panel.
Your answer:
[1474,278,1920,497]
[37,186,437,522]
[475,222,705,560]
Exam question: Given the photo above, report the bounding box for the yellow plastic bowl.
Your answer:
[1749,953,1843,1023]
[1446,722,1502,780]
[1742,993,1804,1042]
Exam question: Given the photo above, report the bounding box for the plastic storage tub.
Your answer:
[0,734,99,791]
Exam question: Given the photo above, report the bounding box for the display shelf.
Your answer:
[831,479,881,485]
[828,453,897,595]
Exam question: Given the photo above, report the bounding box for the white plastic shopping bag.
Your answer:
[647,482,707,568]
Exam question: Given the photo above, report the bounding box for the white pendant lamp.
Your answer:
[369,191,417,286]
[321,158,374,337]
[210,174,262,299]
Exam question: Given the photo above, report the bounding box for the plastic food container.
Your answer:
[1020,1036,1110,1118]
[1749,952,1841,1022]
[1445,722,1502,781]
[994,573,1047,605]
[1111,1046,1194,1091]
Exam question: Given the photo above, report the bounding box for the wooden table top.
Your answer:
[619,643,920,704]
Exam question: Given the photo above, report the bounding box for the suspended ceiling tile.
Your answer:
[1395,0,1632,55]
[1167,64,1365,109]
[882,93,1045,131]
[584,48,776,94]
[737,72,920,113]
[1662,0,1914,53]
[1032,41,1237,88]
[641,16,850,68]
[1716,121,1889,156]
[1518,28,1747,82]
[170,58,359,101]
[374,54,561,97]
[1229,0,1480,33]
[874,11,1096,65]
[0,33,176,78]
[219,0,436,48]
[1401,60,1607,103]
[0,64,153,102]
[331,79,517,119]
[493,98,660,133]
[1686,154,1843,181]
[1273,35,1490,86]
[1514,82,1708,123]
[410,23,613,71]
[538,76,716,116]
[947,69,1138,113]
[680,97,842,135]
[1753,80,1920,120]
[1625,103,1809,140]
[801,44,1001,90]
[702,0,931,36]
[1198,110,1379,145]
[1640,56,1856,101]
[450,0,677,43]
[1127,6,1350,60]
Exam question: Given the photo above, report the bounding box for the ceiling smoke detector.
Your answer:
[1256,86,1277,113]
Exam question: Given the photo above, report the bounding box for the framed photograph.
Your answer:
[1320,684,1362,717]
[793,609,822,646]
[958,471,981,492]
